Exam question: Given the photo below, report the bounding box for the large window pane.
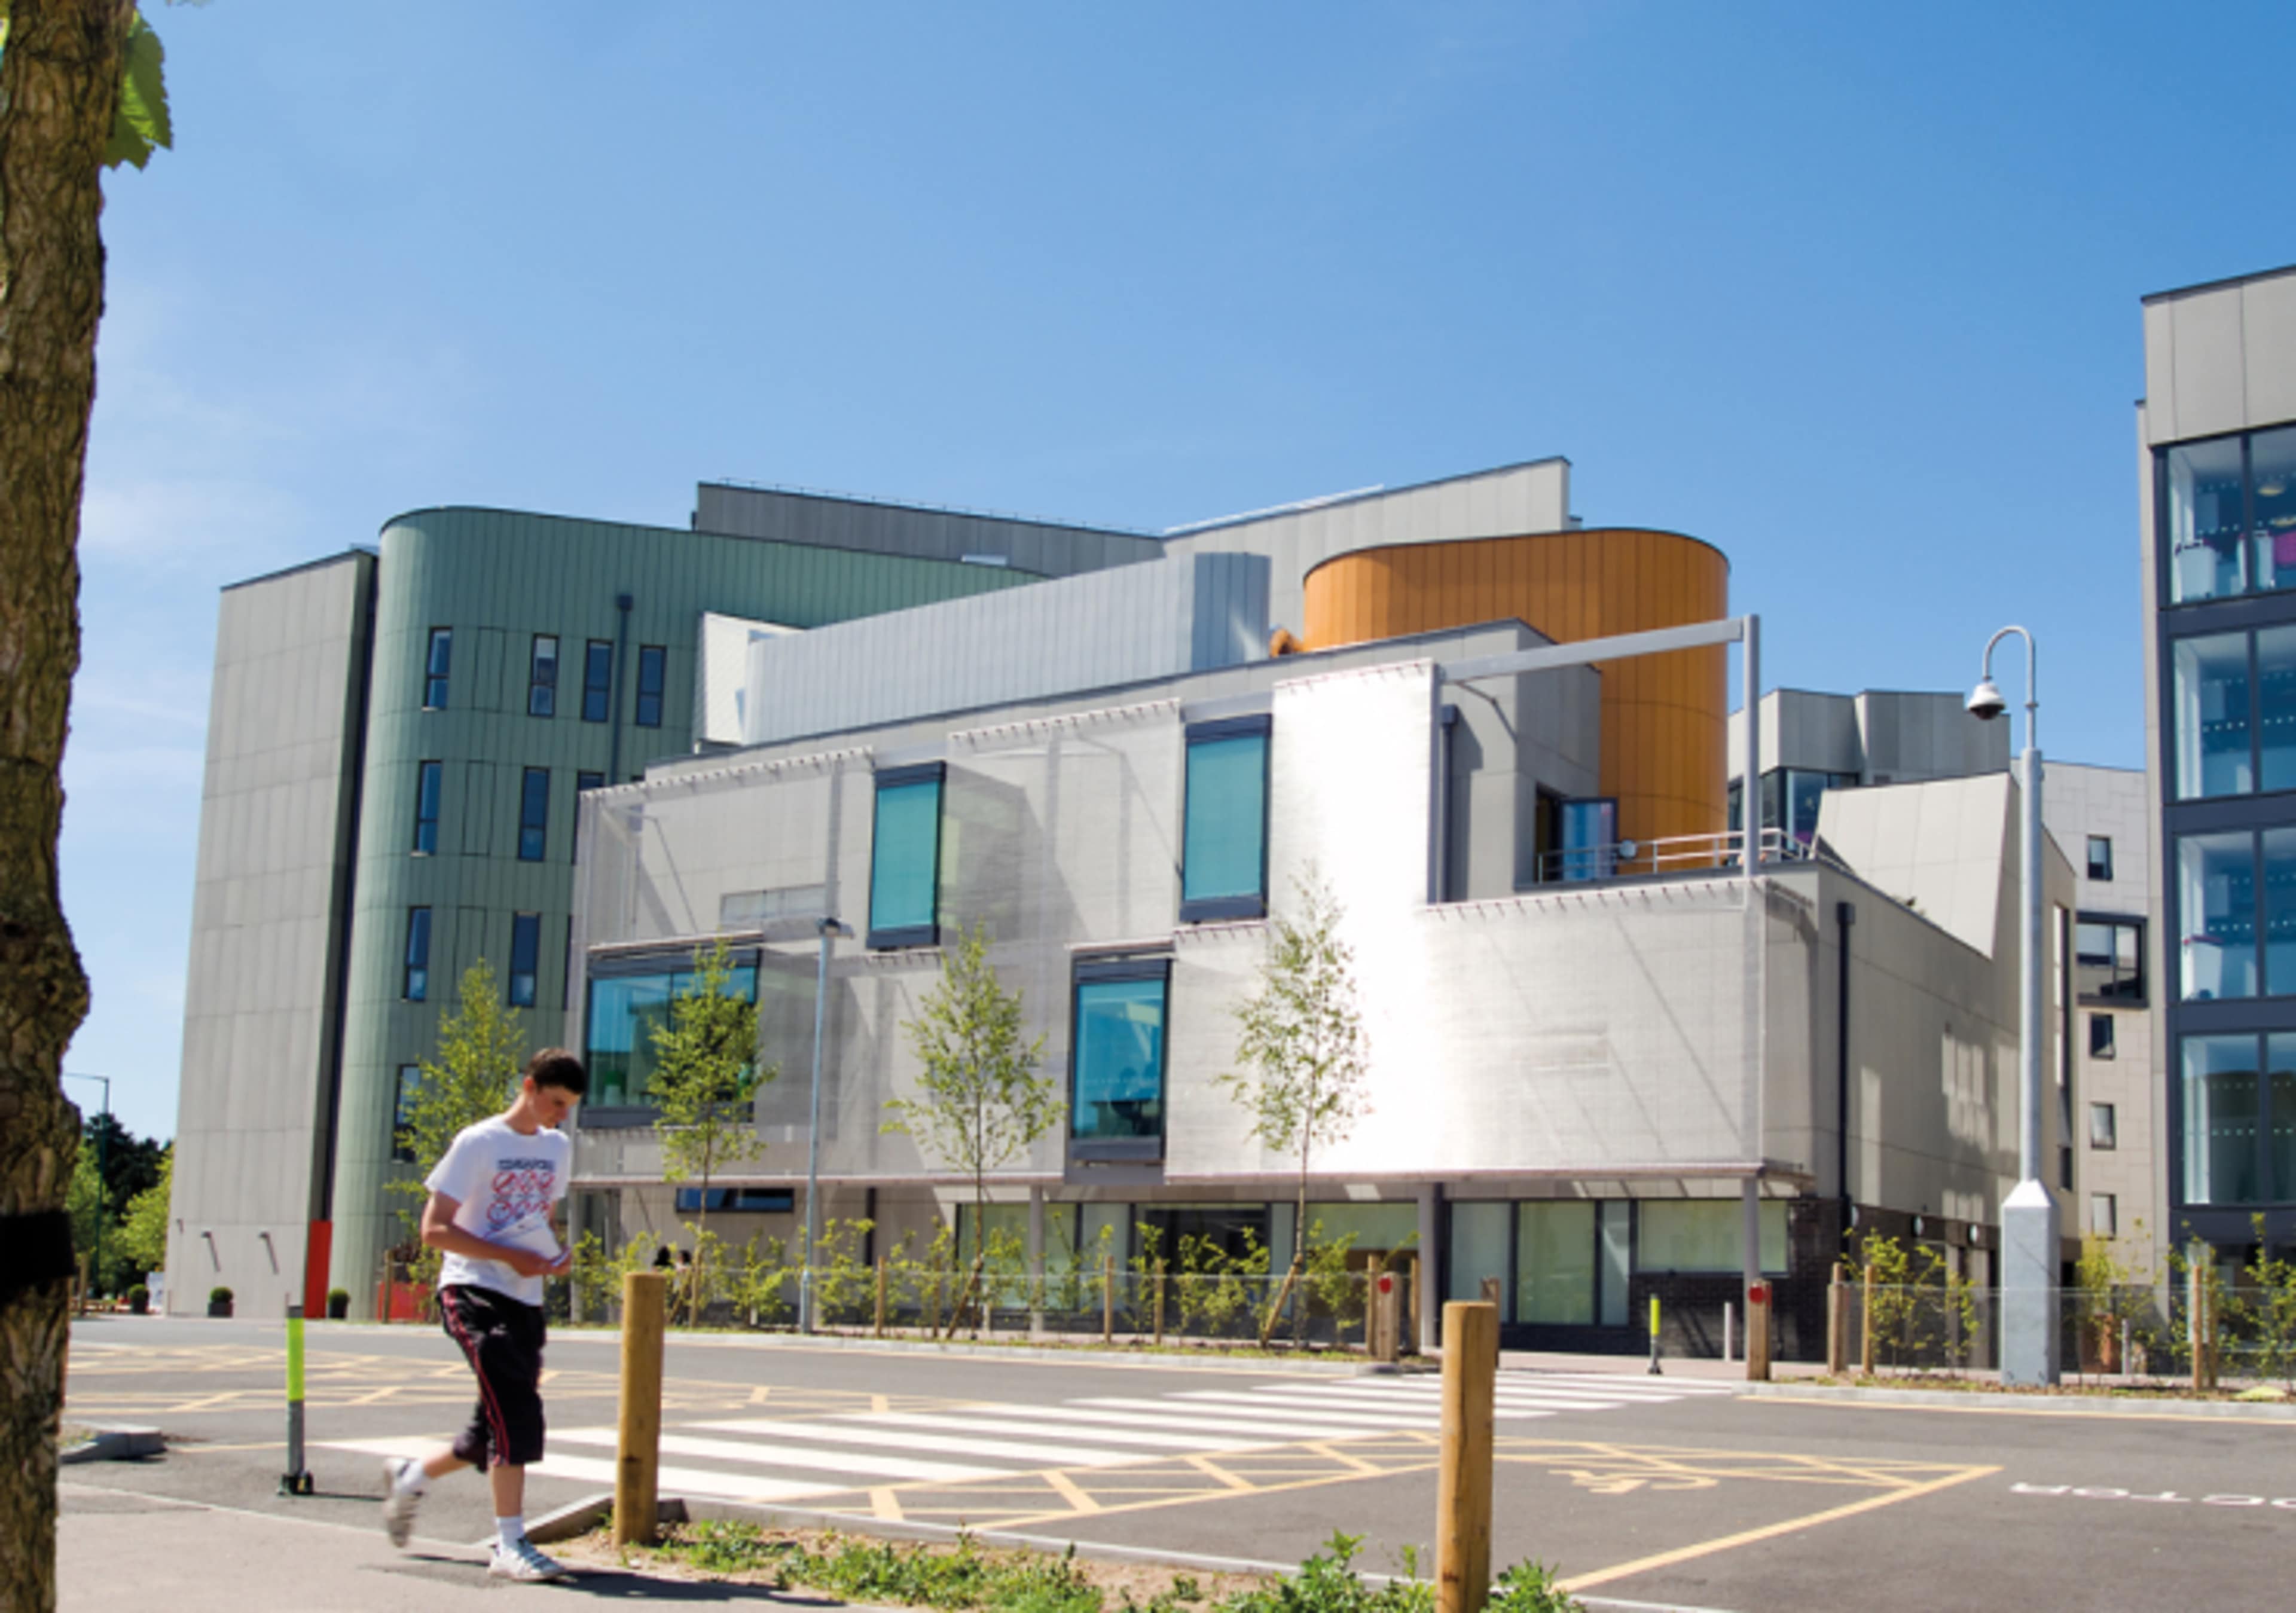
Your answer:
[2184,1034,2261,1205]
[1181,728,1269,917]
[2252,426,2296,592]
[2172,632,2252,798]
[1598,1201,1631,1327]
[1071,972,1166,1145]
[2261,627,2296,792]
[2165,437,2248,603]
[2269,829,2296,996]
[868,772,942,943]
[1447,1201,1511,1304]
[527,634,558,719]
[1785,770,1830,844]
[2272,1036,2296,1202]
[2075,915,2145,1004]
[509,913,541,1008]
[1558,798,1616,882]
[2181,831,2257,1000]
[1514,1202,1593,1325]
[582,640,613,723]
[636,645,667,729]
[584,960,758,1108]
[423,627,452,709]
[412,760,441,854]
[518,766,550,862]
[403,906,431,1002]
[1637,1200,1788,1272]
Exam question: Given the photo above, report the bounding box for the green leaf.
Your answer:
[102,11,172,172]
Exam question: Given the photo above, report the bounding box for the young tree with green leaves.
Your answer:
[883,922,1059,1334]
[117,1143,170,1277]
[390,961,528,1294]
[1216,869,1373,1346]
[0,8,181,1599]
[648,939,771,1321]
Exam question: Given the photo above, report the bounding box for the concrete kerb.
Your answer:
[1744,1379,2296,1421]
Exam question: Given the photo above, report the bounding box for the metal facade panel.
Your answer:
[691,482,1164,578]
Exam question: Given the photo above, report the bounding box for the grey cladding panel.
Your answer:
[692,483,1164,579]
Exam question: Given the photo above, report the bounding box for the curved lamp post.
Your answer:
[1968,625,2060,1386]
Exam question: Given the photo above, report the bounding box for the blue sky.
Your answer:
[66,1,2295,1139]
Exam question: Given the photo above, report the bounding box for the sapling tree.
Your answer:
[648,939,771,1322]
[390,960,528,1297]
[883,922,1059,1334]
[1216,869,1373,1345]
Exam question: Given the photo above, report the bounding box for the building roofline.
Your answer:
[1167,456,1573,538]
[1296,521,1729,584]
[2142,261,2296,304]
[695,478,1161,543]
[220,547,373,593]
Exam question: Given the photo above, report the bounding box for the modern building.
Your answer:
[167,494,1159,1318]
[2139,263,2296,1263]
[1728,688,2009,847]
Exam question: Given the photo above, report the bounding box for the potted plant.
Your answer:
[326,1288,349,1320]
[207,1285,233,1319]
[127,1284,149,1316]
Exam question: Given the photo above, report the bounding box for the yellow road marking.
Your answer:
[869,1486,905,1522]
[1558,1463,2001,1594]
[1042,1470,1102,1516]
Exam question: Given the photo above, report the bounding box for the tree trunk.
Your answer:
[0,6,134,1609]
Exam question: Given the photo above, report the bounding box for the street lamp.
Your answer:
[65,1072,111,1302]
[799,915,852,1334]
[1968,626,2059,1386]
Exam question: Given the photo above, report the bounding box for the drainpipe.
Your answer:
[1836,900,1857,1239]
[607,592,633,783]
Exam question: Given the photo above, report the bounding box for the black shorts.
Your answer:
[438,1284,547,1470]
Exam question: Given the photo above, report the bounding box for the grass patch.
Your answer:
[567,1523,1583,1613]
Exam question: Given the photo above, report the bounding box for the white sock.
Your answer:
[395,1462,429,1496]
[496,1516,525,1553]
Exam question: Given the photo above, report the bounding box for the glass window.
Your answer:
[675,1187,793,1213]
[582,640,613,723]
[1636,1200,1789,1273]
[2262,626,2296,791]
[2164,436,2248,604]
[2268,829,2296,995]
[403,907,431,1001]
[2086,836,2113,882]
[2172,632,2253,798]
[518,766,549,862]
[2088,1012,2116,1059]
[2184,1034,2261,1205]
[1180,720,1269,921]
[1784,770,1836,844]
[2271,1035,2296,1202]
[423,627,452,708]
[867,766,943,946]
[2090,1193,2118,1238]
[1070,963,1167,1156]
[392,1065,420,1163]
[1557,798,1616,882]
[1446,1201,1512,1305]
[2180,832,2257,1000]
[1598,1200,1631,1327]
[578,769,604,793]
[527,634,558,719]
[2252,426,2296,593]
[583,955,759,1107]
[1514,1202,1594,1325]
[412,760,441,855]
[2089,1102,2117,1149]
[636,645,667,729]
[509,912,541,1008]
[2075,915,2145,1004]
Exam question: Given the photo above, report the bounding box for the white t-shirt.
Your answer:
[425,1114,571,1307]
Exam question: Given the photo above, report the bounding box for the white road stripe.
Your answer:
[552,1428,997,1484]
[692,1417,1147,1468]
[529,1452,832,1504]
[1509,1373,1738,1394]
[1164,1391,1449,1428]
[1051,1401,1434,1441]
[1229,1385,1553,1416]
[1262,1381,1628,1407]
[1286,1384,1634,1412]
[846,1412,1262,1452]
[321,1435,447,1462]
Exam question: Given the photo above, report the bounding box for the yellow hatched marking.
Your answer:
[1042,1471,1101,1516]
[869,1486,905,1522]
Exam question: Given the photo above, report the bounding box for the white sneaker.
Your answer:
[489,1538,573,1583]
[380,1459,422,1547]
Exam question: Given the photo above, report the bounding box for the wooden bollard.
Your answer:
[1825,1264,1848,1376]
[1860,1261,1876,1376]
[1102,1253,1115,1345]
[1436,1301,1497,1613]
[874,1256,887,1338]
[1747,1282,1773,1382]
[1153,1260,1167,1346]
[614,1270,668,1545]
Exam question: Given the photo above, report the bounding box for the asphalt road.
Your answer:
[59,1315,2296,1612]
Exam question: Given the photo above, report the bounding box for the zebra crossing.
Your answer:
[326,1368,1736,1508]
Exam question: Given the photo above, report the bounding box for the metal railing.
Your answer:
[1524,826,1846,888]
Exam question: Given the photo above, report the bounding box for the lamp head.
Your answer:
[1966,677,2007,721]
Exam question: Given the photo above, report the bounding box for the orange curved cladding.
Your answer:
[1302,529,1731,850]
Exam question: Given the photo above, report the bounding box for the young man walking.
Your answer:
[381,1047,585,1583]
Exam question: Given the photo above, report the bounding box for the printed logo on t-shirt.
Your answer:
[486,1159,558,1233]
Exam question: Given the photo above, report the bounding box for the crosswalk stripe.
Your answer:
[1263,1380,1626,1405]
[1509,1373,1737,1394]
[691,1417,1147,1468]
[1228,1385,1563,1417]
[844,1412,1263,1452]
[320,1435,445,1462]
[551,1428,999,1484]
[1277,1383,1634,1412]
[1164,1391,1452,1428]
[1058,1400,1437,1441]
[530,1452,833,1504]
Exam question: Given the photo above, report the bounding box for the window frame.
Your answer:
[2089,1100,2118,1150]
[392,1065,420,1163]
[2075,911,2147,1006]
[635,644,667,729]
[517,766,551,863]
[1178,714,1272,924]
[412,759,442,855]
[582,639,614,723]
[423,627,452,710]
[403,906,432,1001]
[527,633,559,719]
[508,911,541,1008]
[865,762,945,951]
[2087,835,2113,882]
[1067,953,1172,1165]
[2088,1011,2117,1060]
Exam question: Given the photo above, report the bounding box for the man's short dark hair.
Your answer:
[526,1047,588,1097]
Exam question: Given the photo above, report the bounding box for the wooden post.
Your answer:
[1860,1261,1876,1376]
[1405,1253,1422,1355]
[380,1251,393,1327]
[874,1255,887,1339]
[1102,1253,1115,1345]
[1153,1260,1167,1346]
[613,1270,668,1546]
[1436,1301,1497,1613]
[1825,1264,1848,1376]
[1748,1287,1772,1382]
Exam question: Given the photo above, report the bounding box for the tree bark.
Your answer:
[0,5,133,1609]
